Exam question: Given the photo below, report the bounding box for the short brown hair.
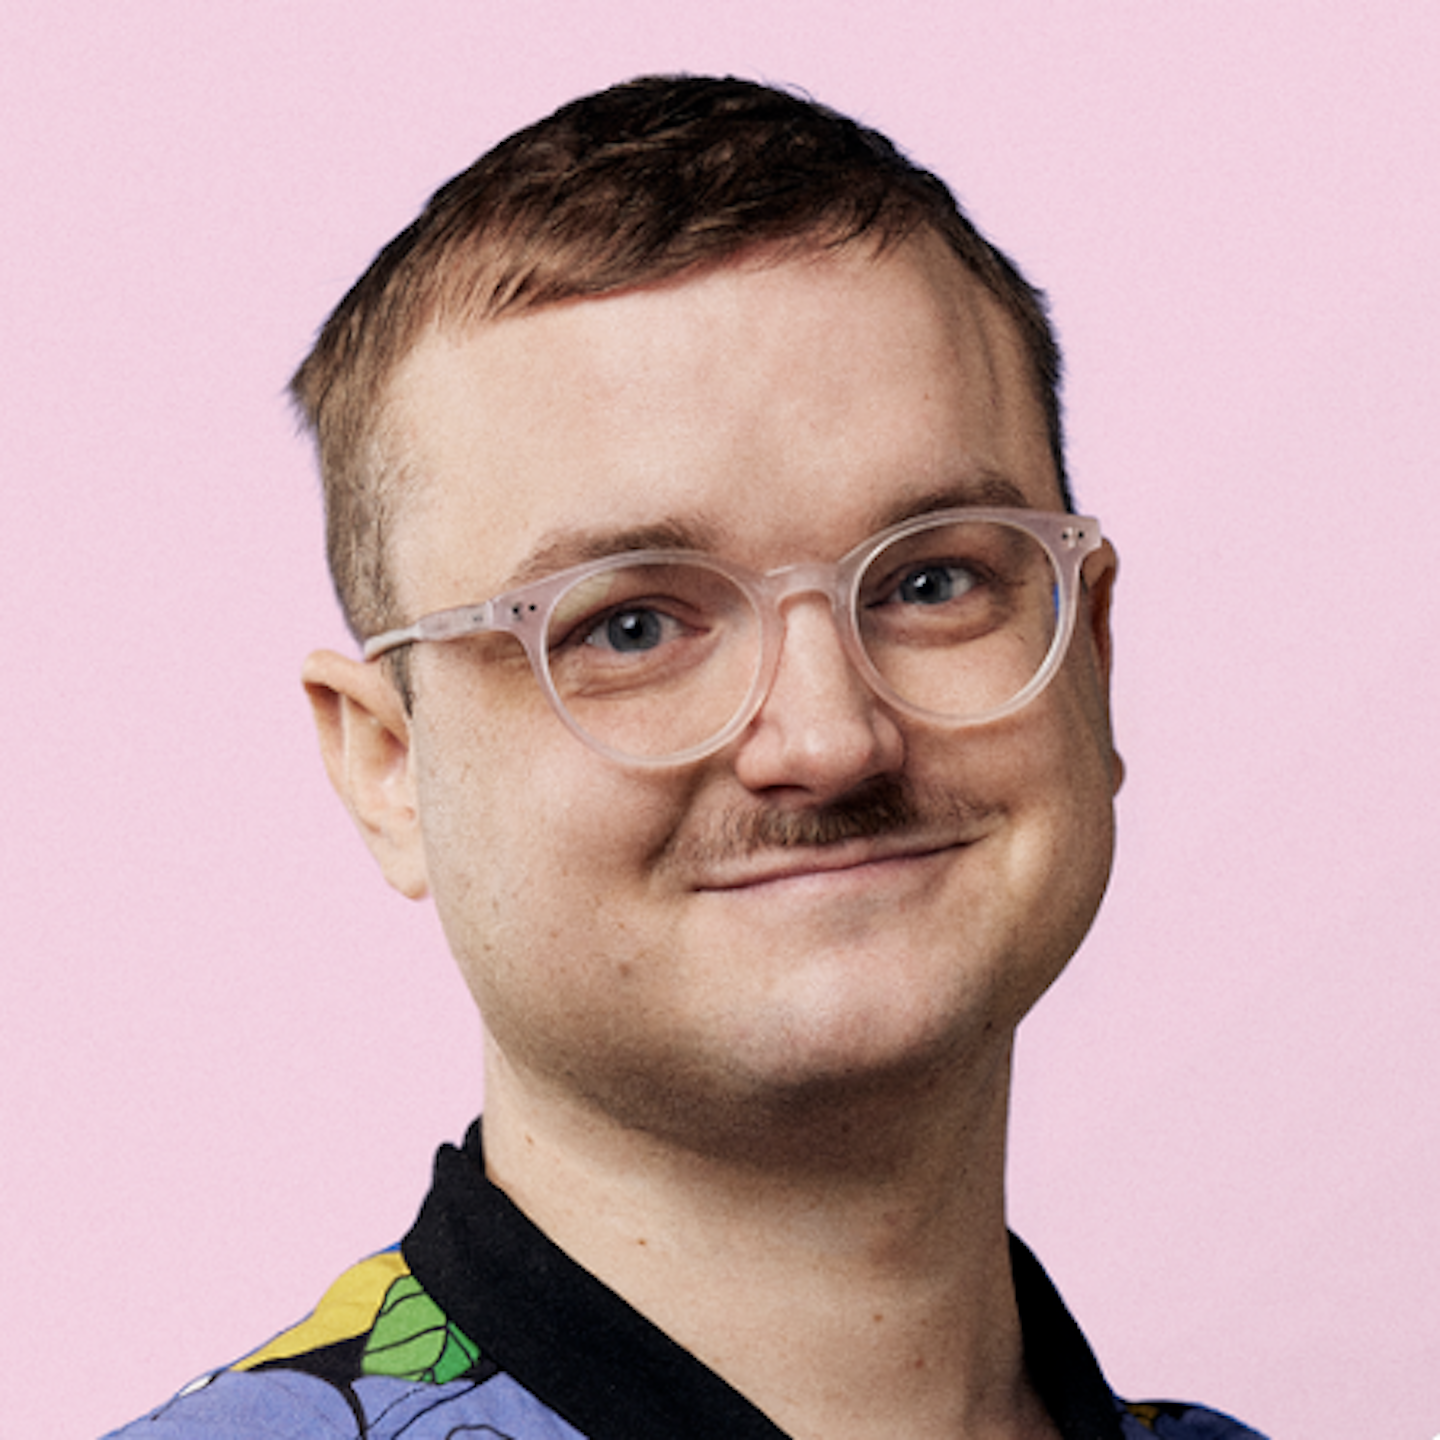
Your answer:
[290,74,1068,644]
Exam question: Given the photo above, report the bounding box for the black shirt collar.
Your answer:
[403,1120,1123,1440]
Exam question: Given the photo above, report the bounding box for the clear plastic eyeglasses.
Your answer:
[364,507,1103,768]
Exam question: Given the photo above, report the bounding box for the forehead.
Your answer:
[384,234,1058,606]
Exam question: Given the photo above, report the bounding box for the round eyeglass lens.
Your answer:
[854,519,1061,722]
[543,559,764,760]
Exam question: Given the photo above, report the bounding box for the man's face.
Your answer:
[377,234,1120,1143]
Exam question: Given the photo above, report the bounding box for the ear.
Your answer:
[302,649,430,899]
[1081,540,1125,794]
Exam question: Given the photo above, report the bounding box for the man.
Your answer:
[109,76,1264,1439]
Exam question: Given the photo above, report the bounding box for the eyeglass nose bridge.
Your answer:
[736,558,886,728]
[750,558,858,627]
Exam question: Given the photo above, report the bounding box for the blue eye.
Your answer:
[589,608,669,653]
[895,564,976,606]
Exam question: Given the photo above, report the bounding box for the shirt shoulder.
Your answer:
[101,1248,585,1440]
[1119,1397,1270,1438]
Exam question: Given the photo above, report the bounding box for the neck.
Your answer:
[482,1040,1057,1440]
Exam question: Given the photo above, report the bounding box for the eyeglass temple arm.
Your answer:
[363,602,498,662]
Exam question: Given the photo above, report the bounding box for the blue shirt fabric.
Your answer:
[106,1120,1267,1439]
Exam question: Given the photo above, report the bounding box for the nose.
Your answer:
[730,594,905,801]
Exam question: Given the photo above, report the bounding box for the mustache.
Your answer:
[660,776,994,872]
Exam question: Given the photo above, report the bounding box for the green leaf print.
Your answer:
[361,1274,482,1384]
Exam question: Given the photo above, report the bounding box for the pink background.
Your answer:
[4,4,1437,1436]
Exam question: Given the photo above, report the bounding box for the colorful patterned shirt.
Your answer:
[105,1121,1267,1439]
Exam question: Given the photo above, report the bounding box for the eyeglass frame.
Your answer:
[363,506,1104,768]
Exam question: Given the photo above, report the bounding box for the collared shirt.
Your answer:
[106,1121,1267,1439]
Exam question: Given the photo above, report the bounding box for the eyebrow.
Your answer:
[500,469,1033,593]
[871,470,1032,531]
[501,516,723,592]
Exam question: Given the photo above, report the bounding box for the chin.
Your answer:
[720,974,1018,1111]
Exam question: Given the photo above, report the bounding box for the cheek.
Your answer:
[938,658,1118,955]
[1006,668,1119,943]
[414,742,712,1100]
[411,700,692,989]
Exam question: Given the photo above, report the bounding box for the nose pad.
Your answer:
[732,592,905,797]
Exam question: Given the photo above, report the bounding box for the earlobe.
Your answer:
[302,649,430,899]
